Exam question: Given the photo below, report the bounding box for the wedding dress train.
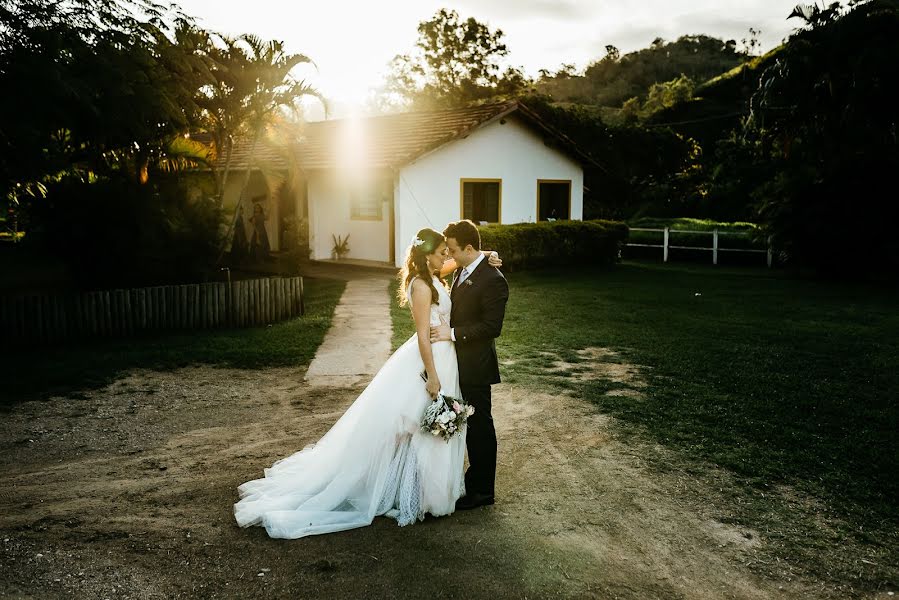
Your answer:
[234,277,465,539]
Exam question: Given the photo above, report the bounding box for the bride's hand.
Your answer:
[425,376,441,399]
[485,250,502,268]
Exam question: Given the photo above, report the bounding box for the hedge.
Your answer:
[478,220,628,271]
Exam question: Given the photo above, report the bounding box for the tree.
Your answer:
[572,35,745,107]
[384,9,528,109]
[621,74,694,119]
[193,34,323,261]
[744,0,899,274]
[521,94,699,219]
[740,27,762,56]
[194,33,321,205]
[0,0,323,285]
[0,0,221,199]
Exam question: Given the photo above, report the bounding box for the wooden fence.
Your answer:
[626,227,773,267]
[0,276,304,344]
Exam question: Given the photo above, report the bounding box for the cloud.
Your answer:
[452,0,594,22]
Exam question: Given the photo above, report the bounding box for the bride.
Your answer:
[233,227,499,539]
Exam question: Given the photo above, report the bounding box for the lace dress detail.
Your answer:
[374,436,422,526]
[234,275,465,537]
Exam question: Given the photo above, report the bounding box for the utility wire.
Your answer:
[646,111,749,127]
[399,171,436,229]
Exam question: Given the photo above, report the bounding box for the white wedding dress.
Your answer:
[234,276,466,538]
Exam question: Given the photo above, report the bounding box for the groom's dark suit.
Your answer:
[450,256,509,499]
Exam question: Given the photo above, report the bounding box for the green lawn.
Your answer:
[1,278,346,405]
[392,262,898,585]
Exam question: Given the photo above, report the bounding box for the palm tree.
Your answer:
[196,34,324,202]
[194,33,325,261]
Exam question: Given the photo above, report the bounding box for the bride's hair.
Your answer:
[397,227,445,307]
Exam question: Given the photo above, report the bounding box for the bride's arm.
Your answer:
[439,258,457,278]
[410,279,441,398]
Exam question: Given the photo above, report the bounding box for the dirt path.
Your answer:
[0,356,856,599]
[303,277,392,388]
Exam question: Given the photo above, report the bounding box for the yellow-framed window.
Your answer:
[460,179,501,224]
[350,178,390,220]
[537,179,571,221]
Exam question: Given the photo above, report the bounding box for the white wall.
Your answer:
[307,171,392,262]
[394,116,584,266]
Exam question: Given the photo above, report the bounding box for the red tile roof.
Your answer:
[196,101,597,172]
[211,137,290,172]
[183,132,291,172]
[296,100,597,170]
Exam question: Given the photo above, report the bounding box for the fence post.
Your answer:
[299,276,305,316]
[663,227,669,263]
[263,278,271,324]
[234,280,241,326]
[766,235,773,268]
[712,228,719,266]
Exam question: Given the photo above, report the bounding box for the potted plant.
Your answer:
[331,233,350,260]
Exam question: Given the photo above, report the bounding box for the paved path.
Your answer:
[303,277,393,387]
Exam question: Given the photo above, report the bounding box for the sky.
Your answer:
[173,0,805,119]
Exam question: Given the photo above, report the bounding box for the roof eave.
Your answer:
[393,101,604,172]
[512,103,605,171]
[392,102,521,169]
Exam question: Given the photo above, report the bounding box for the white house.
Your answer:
[295,101,594,267]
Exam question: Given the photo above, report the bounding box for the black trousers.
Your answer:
[460,384,496,497]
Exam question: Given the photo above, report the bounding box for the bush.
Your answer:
[27,177,226,288]
[279,215,312,272]
[478,220,628,271]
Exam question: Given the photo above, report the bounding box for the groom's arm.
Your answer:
[452,275,510,343]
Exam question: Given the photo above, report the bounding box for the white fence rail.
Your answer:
[626,227,773,267]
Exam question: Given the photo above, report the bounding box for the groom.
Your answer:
[430,219,509,510]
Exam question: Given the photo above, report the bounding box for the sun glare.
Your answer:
[335,112,367,175]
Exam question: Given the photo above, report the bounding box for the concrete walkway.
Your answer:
[303,278,393,387]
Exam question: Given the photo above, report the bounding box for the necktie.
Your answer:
[457,267,469,287]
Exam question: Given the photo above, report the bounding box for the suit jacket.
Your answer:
[450,257,510,386]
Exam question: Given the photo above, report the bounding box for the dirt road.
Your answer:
[0,363,841,599]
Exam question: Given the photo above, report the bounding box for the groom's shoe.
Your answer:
[455,493,495,511]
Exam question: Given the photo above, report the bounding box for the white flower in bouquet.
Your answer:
[420,390,473,442]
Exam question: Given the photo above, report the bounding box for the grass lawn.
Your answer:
[1,278,346,406]
[391,261,898,585]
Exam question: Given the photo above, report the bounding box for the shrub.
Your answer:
[28,177,226,288]
[280,215,311,269]
[478,220,628,271]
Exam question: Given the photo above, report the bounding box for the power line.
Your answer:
[646,111,748,127]
[399,171,435,228]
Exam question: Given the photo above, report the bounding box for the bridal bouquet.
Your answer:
[421,391,474,442]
